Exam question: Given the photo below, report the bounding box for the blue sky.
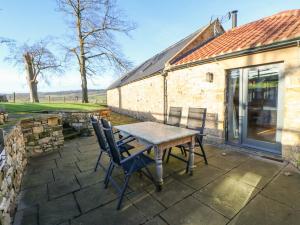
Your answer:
[0,0,299,93]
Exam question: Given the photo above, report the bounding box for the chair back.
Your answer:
[90,116,108,152]
[187,107,207,142]
[101,119,122,165]
[167,107,182,127]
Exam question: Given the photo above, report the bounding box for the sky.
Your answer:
[0,0,299,93]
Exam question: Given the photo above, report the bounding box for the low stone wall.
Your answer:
[20,116,64,157]
[0,126,26,225]
[59,109,111,136]
[60,112,92,135]
[0,115,64,225]
[0,113,8,125]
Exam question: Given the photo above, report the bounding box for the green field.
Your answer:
[0,103,106,113]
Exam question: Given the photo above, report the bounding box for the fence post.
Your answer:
[64,97,66,103]
[13,92,15,103]
[48,96,51,103]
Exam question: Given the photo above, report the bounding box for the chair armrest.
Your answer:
[113,130,120,134]
[120,145,153,164]
[117,135,134,143]
[117,136,135,146]
[197,133,206,136]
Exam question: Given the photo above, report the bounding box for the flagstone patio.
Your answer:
[13,135,300,225]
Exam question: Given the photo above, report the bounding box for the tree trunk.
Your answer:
[24,53,39,103]
[77,5,89,103]
[80,69,88,103]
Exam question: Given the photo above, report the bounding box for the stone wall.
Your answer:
[0,113,8,125]
[107,75,164,122]
[107,46,300,168]
[59,112,92,136]
[0,115,64,225]
[0,126,26,225]
[20,116,64,157]
[59,109,111,136]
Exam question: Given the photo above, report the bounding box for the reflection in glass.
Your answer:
[246,66,279,143]
[227,69,240,143]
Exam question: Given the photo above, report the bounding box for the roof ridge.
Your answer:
[227,9,300,33]
[107,23,210,89]
[173,9,300,66]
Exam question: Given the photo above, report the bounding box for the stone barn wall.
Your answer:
[167,46,300,168]
[107,75,164,122]
[107,46,300,168]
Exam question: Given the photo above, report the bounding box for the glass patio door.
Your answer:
[227,64,282,154]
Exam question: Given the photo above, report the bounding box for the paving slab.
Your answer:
[56,154,79,166]
[31,151,61,162]
[125,173,154,191]
[228,194,300,225]
[39,194,80,225]
[208,150,250,171]
[204,145,222,158]
[146,178,194,207]
[76,158,97,172]
[75,183,117,213]
[71,200,146,225]
[161,196,229,225]
[48,178,80,199]
[261,166,300,210]
[143,216,168,225]
[13,206,38,225]
[17,185,47,210]
[26,159,57,174]
[14,135,300,225]
[52,163,80,181]
[76,150,100,162]
[21,170,54,190]
[127,191,165,219]
[76,170,106,188]
[226,157,284,189]
[77,137,98,147]
[193,175,259,218]
[172,164,225,190]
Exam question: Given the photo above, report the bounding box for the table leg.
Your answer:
[154,145,163,191]
[188,136,195,176]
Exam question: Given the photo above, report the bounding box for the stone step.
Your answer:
[63,131,81,140]
[63,127,76,134]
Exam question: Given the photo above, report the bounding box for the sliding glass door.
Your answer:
[227,64,283,154]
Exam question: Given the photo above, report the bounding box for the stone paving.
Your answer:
[13,135,300,225]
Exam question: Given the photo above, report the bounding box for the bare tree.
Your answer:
[6,40,62,103]
[57,0,135,103]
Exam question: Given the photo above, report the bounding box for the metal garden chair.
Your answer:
[166,107,183,126]
[90,116,135,172]
[161,107,183,160]
[101,119,158,210]
[166,107,208,172]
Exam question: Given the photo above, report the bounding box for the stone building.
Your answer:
[107,10,300,167]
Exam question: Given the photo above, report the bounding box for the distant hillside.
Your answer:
[5,89,107,104]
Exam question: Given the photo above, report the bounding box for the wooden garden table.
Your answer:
[115,121,198,190]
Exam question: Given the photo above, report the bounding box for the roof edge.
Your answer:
[166,20,224,68]
[168,37,300,71]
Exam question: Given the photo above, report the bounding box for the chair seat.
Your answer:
[122,154,154,173]
[119,143,134,152]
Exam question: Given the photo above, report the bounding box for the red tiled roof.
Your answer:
[173,9,300,65]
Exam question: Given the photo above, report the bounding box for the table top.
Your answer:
[115,121,199,145]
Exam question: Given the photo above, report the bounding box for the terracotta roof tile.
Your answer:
[173,10,300,65]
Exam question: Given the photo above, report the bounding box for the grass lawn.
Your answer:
[0,103,106,113]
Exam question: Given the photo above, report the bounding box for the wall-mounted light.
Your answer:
[206,72,214,83]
